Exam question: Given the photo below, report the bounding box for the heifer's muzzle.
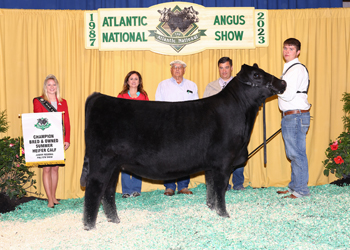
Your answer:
[268,78,286,94]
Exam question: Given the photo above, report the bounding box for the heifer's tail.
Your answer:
[81,92,101,187]
[80,155,89,187]
[84,92,102,130]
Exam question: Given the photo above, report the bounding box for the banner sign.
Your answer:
[22,112,65,167]
[84,2,268,55]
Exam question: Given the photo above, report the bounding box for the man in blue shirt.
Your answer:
[155,60,199,196]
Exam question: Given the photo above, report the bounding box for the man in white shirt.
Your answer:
[203,57,245,191]
[155,60,199,196]
[277,38,311,199]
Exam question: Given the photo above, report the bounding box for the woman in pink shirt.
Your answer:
[117,71,148,198]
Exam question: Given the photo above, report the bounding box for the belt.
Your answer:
[283,109,309,117]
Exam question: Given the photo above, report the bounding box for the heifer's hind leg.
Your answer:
[205,170,215,210]
[83,177,105,230]
[211,171,230,218]
[101,168,121,224]
[83,156,116,230]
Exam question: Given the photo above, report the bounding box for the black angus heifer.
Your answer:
[81,64,286,230]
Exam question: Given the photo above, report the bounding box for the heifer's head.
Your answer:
[236,64,286,99]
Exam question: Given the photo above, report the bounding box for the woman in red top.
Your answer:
[33,74,71,208]
[117,71,149,100]
[118,71,148,198]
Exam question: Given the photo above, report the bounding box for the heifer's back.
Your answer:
[84,92,221,180]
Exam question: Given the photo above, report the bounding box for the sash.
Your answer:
[34,97,57,112]
[34,97,65,135]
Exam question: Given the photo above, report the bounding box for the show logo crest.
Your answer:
[34,118,51,131]
[149,5,206,53]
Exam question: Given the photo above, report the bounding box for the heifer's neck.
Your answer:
[225,79,268,138]
[229,80,267,112]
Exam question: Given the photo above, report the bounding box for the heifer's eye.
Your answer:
[253,73,260,79]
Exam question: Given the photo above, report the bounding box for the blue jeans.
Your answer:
[232,167,244,190]
[281,111,310,197]
[164,176,190,191]
[227,167,245,190]
[121,172,142,195]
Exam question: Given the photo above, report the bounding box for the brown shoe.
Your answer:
[164,188,175,196]
[283,194,298,199]
[277,190,289,194]
[178,188,193,195]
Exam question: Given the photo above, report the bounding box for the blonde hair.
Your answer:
[42,74,62,102]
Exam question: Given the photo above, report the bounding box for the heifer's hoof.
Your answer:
[206,202,215,210]
[84,224,96,231]
[107,217,120,224]
[216,210,230,218]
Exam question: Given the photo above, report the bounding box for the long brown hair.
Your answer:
[42,74,62,102]
[119,71,148,97]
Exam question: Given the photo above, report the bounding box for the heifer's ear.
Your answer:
[253,63,259,68]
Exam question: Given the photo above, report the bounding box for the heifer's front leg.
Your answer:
[83,177,105,230]
[212,172,230,218]
[205,170,215,210]
[101,168,120,224]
